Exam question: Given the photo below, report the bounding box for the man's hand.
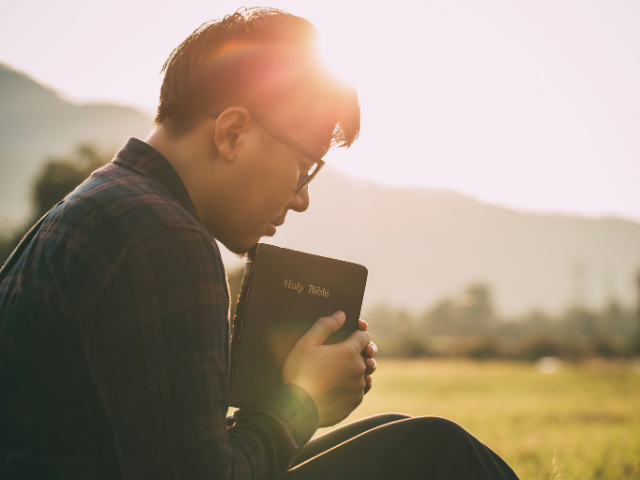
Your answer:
[358,319,377,394]
[282,311,371,427]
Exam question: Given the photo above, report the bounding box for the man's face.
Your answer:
[198,109,332,254]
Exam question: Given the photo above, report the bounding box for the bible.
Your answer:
[229,243,368,409]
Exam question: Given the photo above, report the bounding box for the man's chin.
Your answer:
[225,241,257,256]
[219,224,278,256]
[223,235,268,257]
[264,222,277,237]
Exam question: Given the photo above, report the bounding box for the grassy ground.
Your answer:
[316,359,640,480]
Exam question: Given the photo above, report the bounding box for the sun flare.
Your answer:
[316,30,360,88]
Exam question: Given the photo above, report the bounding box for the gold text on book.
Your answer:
[283,279,330,297]
[308,285,329,297]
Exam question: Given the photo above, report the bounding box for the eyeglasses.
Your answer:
[208,111,325,193]
[249,113,325,192]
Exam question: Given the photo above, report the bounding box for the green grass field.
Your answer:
[317,359,640,480]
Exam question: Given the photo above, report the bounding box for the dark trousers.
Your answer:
[286,414,520,480]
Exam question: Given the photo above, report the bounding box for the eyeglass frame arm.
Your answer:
[208,111,326,192]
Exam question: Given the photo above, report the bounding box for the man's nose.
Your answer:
[287,186,310,213]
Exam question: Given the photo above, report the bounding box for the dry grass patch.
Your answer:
[318,359,640,480]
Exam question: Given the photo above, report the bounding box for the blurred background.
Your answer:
[1,1,639,478]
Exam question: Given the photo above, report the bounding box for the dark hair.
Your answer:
[156,7,360,147]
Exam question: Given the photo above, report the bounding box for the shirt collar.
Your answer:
[112,137,200,221]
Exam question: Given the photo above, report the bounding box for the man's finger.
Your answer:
[365,357,377,376]
[358,319,368,331]
[364,375,372,395]
[364,341,378,358]
[344,328,371,352]
[302,311,346,346]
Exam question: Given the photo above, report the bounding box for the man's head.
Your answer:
[150,7,360,253]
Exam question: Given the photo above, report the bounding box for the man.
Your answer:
[0,7,519,480]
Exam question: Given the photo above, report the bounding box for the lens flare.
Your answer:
[316,30,359,88]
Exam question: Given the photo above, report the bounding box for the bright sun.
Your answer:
[315,30,360,89]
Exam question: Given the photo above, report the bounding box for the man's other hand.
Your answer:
[282,311,370,427]
[358,319,377,394]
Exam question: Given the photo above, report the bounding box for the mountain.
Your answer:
[0,64,152,224]
[3,63,640,314]
[220,168,640,315]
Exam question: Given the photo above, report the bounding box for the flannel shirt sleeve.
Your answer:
[76,227,319,479]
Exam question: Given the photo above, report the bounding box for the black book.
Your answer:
[229,243,368,409]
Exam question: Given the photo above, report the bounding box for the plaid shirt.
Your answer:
[0,138,319,480]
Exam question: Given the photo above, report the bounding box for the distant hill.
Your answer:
[0,64,152,223]
[3,63,640,314]
[223,168,640,315]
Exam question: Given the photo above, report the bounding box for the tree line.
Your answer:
[362,282,640,360]
[0,145,110,263]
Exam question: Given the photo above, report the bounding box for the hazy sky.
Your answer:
[2,0,639,220]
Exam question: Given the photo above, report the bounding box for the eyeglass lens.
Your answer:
[297,163,322,191]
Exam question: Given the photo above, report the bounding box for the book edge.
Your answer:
[229,245,258,389]
[258,243,368,276]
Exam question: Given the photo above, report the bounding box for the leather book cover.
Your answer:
[229,243,368,409]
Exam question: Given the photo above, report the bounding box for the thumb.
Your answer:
[302,311,346,346]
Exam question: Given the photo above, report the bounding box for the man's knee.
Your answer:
[413,415,465,431]
[370,412,412,424]
[382,417,518,480]
[402,416,471,446]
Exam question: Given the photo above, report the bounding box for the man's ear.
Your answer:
[214,107,252,163]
